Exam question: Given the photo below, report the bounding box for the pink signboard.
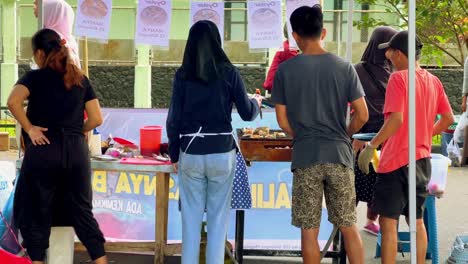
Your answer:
[75,0,113,40]
[135,0,172,47]
[247,0,283,49]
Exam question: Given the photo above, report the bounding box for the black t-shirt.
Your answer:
[17,67,97,136]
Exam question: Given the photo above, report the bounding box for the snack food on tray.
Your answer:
[276,132,286,138]
[254,127,270,136]
[242,127,255,137]
[241,127,289,139]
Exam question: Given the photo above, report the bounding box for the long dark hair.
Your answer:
[32,28,84,89]
[180,20,232,83]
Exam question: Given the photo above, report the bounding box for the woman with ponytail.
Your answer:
[7,28,107,264]
[20,0,83,151]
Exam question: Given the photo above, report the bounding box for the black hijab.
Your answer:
[355,26,398,132]
[180,20,232,83]
[359,26,398,88]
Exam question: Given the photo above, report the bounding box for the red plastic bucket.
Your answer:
[140,126,162,156]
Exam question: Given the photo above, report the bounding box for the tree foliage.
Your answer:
[355,0,467,67]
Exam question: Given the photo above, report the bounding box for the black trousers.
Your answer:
[14,133,105,261]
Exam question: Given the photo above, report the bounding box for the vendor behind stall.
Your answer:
[7,29,107,264]
[262,24,298,94]
[166,20,261,264]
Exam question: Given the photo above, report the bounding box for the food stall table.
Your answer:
[17,159,174,264]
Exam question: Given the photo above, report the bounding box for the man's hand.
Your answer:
[172,163,178,174]
[352,139,366,154]
[358,144,376,174]
[253,94,263,108]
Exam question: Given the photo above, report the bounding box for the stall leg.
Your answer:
[154,172,170,264]
[339,232,347,264]
[332,229,340,264]
[235,210,245,264]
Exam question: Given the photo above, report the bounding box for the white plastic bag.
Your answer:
[0,161,15,211]
[447,138,462,167]
[454,111,467,144]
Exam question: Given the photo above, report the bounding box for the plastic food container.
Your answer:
[428,153,451,197]
[140,126,162,156]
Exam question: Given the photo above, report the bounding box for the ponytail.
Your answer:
[32,28,84,90]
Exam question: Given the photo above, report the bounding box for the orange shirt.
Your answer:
[377,69,452,173]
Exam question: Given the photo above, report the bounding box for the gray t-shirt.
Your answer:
[271,53,365,170]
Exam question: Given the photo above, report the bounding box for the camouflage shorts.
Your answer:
[292,163,357,229]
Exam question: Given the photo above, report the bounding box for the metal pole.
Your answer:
[345,0,354,125]
[83,38,89,76]
[1,0,19,112]
[408,0,417,263]
[337,12,342,57]
[345,0,354,62]
[38,0,43,29]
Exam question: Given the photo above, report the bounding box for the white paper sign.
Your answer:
[74,0,113,40]
[190,1,225,41]
[286,0,320,48]
[247,0,283,49]
[135,0,172,47]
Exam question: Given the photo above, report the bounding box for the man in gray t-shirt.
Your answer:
[272,53,365,170]
[271,5,368,264]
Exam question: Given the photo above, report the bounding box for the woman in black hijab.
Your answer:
[352,26,397,236]
[166,20,261,263]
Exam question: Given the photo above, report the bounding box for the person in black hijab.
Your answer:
[352,26,397,236]
[166,20,261,264]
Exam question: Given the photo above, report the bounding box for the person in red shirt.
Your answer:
[263,24,298,92]
[358,31,454,264]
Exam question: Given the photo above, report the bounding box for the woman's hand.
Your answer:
[253,94,262,108]
[461,95,467,113]
[27,126,50,146]
[172,163,178,174]
[352,139,366,154]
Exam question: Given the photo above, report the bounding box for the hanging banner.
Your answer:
[247,0,283,49]
[190,1,225,42]
[74,0,113,40]
[285,0,320,48]
[135,0,172,47]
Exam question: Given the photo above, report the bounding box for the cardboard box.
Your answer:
[0,132,10,151]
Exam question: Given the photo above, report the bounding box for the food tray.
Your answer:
[237,129,293,141]
[237,129,293,162]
